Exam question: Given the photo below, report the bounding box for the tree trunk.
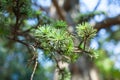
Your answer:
[69,55,100,80]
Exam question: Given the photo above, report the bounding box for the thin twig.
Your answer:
[83,37,87,50]
[93,0,101,11]
[8,36,38,80]
[30,58,38,80]
[7,36,28,46]
[29,45,38,80]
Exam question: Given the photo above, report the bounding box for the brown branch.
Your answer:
[63,0,71,11]
[94,15,120,31]
[12,0,22,40]
[52,0,65,21]
[7,36,29,47]
[63,0,79,12]
[7,36,35,52]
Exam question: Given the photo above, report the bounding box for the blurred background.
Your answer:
[0,0,120,80]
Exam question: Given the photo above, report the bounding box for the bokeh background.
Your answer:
[0,0,120,80]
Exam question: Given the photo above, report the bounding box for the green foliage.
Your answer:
[0,12,13,37]
[31,22,98,65]
[0,0,32,17]
[75,11,106,23]
[94,49,120,80]
[53,20,67,29]
[31,21,99,80]
[1,0,120,80]
[32,24,75,62]
[88,48,99,58]
[76,23,97,39]
[76,23,98,58]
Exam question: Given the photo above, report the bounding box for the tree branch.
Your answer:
[63,0,79,12]
[52,0,65,21]
[7,36,29,47]
[94,15,120,31]
[93,0,101,11]
[30,58,38,80]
